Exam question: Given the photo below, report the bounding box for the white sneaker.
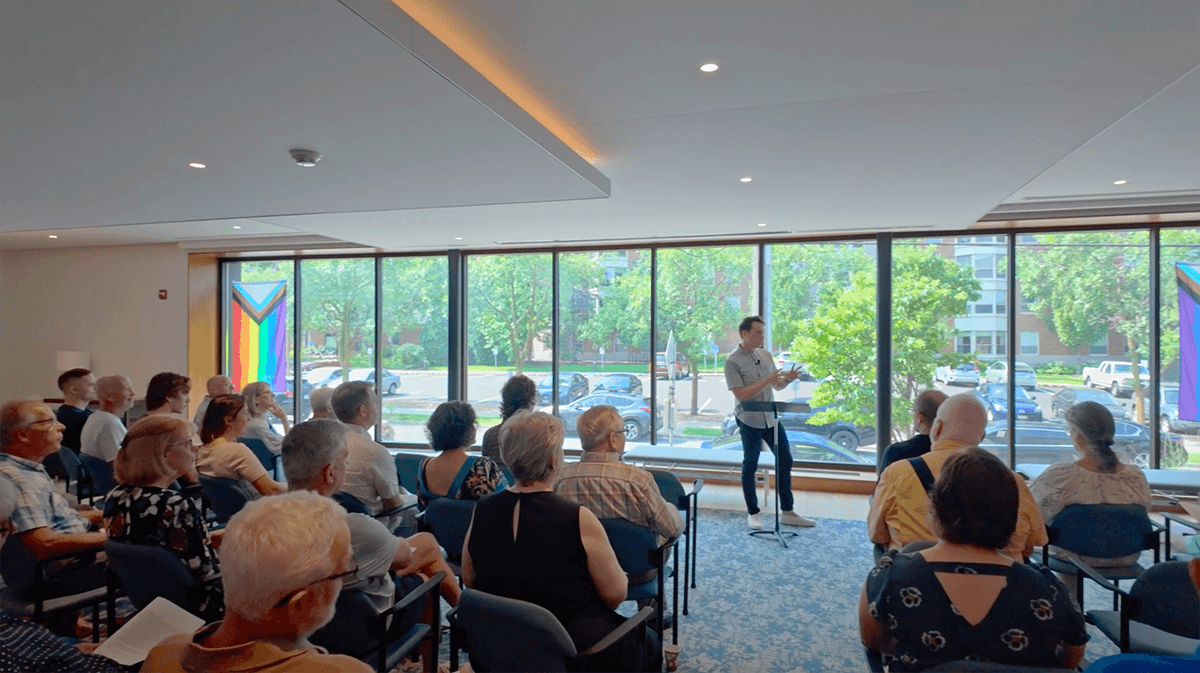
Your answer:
[747,513,763,530]
[780,511,816,527]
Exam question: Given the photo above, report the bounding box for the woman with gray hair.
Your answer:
[1030,400,1151,567]
[462,410,657,672]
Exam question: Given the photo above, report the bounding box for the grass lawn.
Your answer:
[681,427,722,438]
[1037,374,1084,386]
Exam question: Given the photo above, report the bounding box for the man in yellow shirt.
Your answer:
[868,393,1047,560]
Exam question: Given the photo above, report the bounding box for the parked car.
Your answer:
[591,373,643,397]
[274,376,313,420]
[1142,385,1200,435]
[720,399,876,451]
[305,366,342,389]
[975,382,1043,422]
[348,368,401,394]
[556,393,662,441]
[1082,360,1150,398]
[653,352,691,380]
[1049,387,1128,420]
[538,373,589,405]
[775,352,816,381]
[702,428,873,465]
[934,363,980,386]
[981,419,1187,469]
[983,361,1037,390]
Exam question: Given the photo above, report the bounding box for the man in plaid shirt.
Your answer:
[0,399,107,597]
[555,405,682,545]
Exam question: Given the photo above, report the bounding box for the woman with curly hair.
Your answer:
[417,400,507,508]
[480,374,538,463]
[103,415,224,620]
[860,447,1087,671]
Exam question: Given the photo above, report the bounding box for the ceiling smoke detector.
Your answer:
[289,149,321,167]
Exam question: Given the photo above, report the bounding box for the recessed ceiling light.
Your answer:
[188,162,206,169]
[757,223,767,227]
[232,225,242,229]
[740,177,752,183]
[455,236,463,241]
[1113,179,1127,185]
[47,234,58,239]
[700,63,719,73]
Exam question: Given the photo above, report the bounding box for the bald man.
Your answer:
[876,389,947,475]
[193,375,234,430]
[868,393,1047,560]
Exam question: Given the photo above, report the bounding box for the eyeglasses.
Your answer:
[273,565,358,608]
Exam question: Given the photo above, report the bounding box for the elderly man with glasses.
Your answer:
[142,490,372,673]
[0,399,107,598]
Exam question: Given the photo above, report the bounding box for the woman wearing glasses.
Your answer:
[104,415,224,620]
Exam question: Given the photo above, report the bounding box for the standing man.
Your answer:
[724,316,815,530]
[55,369,95,453]
[876,389,947,475]
[193,375,234,430]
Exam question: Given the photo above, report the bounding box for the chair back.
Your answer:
[600,518,658,581]
[238,436,278,478]
[79,453,115,500]
[45,447,84,498]
[423,497,476,562]
[332,491,371,515]
[455,588,577,672]
[104,539,196,611]
[394,453,424,496]
[648,469,686,509]
[0,530,41,595]
[1128,560,1200,638]
[1046,504,1154,559]
[310,588,381,657]
[198,475,252,524]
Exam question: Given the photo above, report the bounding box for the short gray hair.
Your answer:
[500,411,563,484]
[309,388,334,414]
[220,491,348,622]
[282,419,348,488]
[95,375,131,401]
[577,405,622,451]
[0,400,36,450]
[332,382,373,423]
[241,381,272,416]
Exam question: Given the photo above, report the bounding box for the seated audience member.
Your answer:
[556,404,682,545]
[480,374,538,463]
[332,382,414,523]
[0,478,126,673]
[1030,401,1151,569]
[876,389,947,475]
[145,372,191,420]
[417,401,507,508]
[197,394,285,497]
[140,491,372,673]
[1086,557,1200,672]
[55,368,95,453]
[104,416,224,620]
[80,375,136,464]
[241,381,290,455]
[869,393,1047,559]
[283,420,460,610]
[192,375,233,431]
[463,411,658,673]
[860,447,1088,671]
[308,387,336,420]
[0,400,107,596]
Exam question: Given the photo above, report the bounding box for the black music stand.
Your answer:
[741,400,807,548]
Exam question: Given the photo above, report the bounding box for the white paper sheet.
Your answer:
[93,596,204,666]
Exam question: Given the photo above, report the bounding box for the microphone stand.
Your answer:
[741,400,806,548]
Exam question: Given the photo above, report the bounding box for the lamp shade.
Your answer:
[55,350,90,372]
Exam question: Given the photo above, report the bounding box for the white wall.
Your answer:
[0,243,189,401]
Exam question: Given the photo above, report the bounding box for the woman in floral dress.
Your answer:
[103,415,223,620]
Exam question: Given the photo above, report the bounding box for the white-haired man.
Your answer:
[80,376,136,464]
[0,400,107,596]
[193,375,234,430]
[868,393,1048,559]
[308,387,336,420]
[556,404,682,545]
[141,491,371,673]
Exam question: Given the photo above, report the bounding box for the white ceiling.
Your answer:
[2,0,1198,252]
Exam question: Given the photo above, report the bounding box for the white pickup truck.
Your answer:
[1082,361,1149,398]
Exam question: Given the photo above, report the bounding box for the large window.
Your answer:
[1159,228,1200,470]
[381,256,449,443]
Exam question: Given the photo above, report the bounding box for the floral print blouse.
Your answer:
[103,484,224,620]
[864,551,1088,671]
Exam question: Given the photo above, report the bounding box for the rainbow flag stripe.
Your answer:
[228,280,287,392]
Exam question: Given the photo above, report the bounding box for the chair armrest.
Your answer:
[683,479,703,498]
[1068,557,1129,599]
[648,537,679,567]
[385,570,445,617]
[579,606,654,658]
[375,501,419,521]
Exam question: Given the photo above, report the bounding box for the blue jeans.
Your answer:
[737,419,794,514]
